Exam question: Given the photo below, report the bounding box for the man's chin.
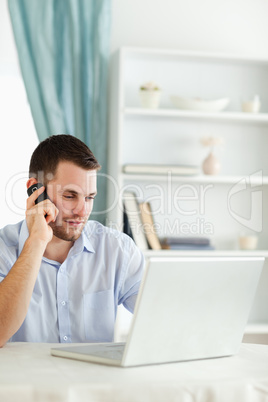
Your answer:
[50,222,85,242]
[53,232,79,242]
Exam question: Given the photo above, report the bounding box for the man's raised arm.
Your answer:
[0,186,58,347]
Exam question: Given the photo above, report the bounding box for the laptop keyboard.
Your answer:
[77,343,125,360]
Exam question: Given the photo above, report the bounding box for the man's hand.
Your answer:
[26,186,59,245]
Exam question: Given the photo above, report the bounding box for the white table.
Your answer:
[0,342,268,402]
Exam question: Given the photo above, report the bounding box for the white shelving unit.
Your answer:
[108,46,268,342]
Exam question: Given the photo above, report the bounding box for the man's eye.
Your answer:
[86,196,95,201]
[63,195,75,199]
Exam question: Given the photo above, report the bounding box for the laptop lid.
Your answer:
[51,256,264,367]
[121,256,264,367]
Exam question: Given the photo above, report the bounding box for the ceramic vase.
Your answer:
[202,151,220,175]
[139,90,161,109]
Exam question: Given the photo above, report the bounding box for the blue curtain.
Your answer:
[8,0,111,224]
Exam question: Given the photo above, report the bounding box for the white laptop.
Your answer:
[51,256,264,367]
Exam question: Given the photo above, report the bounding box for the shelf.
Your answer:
[245,323,268,334]
[122,46,268,66]
[124,107,268,125]
[122,173,267,185]
[143,249,268,258]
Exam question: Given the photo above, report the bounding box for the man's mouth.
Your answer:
[64,219,85,227]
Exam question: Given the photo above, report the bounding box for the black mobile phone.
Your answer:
[27,183,49,204]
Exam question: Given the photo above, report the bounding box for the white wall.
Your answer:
[111,0,268,56]
[0,0,38,227]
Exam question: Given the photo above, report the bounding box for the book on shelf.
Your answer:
[160,236,214,250]
[123,164,200,175]
[123,192,149,251]
[123,210,133,240]
[162,244,215,251]
[162,237,211,246]
[139,202,162,250]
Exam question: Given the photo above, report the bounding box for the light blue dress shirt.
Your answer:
[0,220,144,343]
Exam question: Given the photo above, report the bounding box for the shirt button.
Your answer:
[63,336,68,341]
[61,301,66,306]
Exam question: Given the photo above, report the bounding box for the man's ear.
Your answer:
[26,178,38,190]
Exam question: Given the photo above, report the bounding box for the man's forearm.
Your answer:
[0,236,47,347]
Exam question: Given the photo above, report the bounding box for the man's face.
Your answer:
[46,161,97,242]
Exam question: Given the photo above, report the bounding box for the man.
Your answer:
[0,135,144,346]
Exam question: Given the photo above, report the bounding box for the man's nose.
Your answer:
[72,198,87,216]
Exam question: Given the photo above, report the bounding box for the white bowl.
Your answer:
[170,96,230,112]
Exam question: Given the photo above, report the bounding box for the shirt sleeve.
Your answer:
[118,236,145,313]
[0,248,14,283]
[0,223,21,282]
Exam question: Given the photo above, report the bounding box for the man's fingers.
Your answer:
[26,186,46,208]
[26,198,59,222]
[44,203,59,224]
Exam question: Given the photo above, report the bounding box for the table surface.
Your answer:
[0,342,268,402]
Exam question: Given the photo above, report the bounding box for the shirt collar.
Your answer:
[18,220,95,257]
[71,228,95,255]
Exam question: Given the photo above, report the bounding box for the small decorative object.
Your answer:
[170,96,229,112]
[239,235,258,250]
[241,95,261,113]
[201,136,223,175]
[139,81,161,109]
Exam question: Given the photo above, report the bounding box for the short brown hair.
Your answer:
[29,134,101,184]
